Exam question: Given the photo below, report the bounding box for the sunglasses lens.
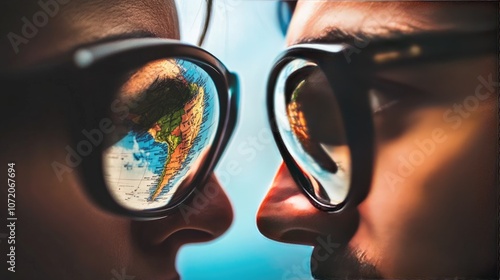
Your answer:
[274,58,351,207]
[102,58,220,211]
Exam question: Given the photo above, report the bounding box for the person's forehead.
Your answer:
[64,0,179,38]
[2,0,179,69]
[287,1,495,45]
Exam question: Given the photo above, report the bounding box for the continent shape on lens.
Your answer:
[149,84,205,201]
[102,59,214,210]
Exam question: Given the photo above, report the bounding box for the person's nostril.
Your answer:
[257,163,360,246]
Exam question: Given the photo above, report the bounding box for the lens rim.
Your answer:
[69,38,237,219]
[274,59,351,206]
[267,44,375,213]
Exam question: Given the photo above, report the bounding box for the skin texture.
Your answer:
[258,2,497,279]
[0,1,233,279]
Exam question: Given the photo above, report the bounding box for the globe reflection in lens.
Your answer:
[274,58,351,206]
[102,58,220,211]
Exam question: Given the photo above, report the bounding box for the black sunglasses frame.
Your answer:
[267,30,497,213]
[3,38,239,220]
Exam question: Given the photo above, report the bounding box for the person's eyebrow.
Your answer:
[293,26,410,45]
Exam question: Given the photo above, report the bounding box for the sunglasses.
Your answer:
[2,38,239,219]
[267,30,496,212]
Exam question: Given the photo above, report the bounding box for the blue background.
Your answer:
[175,1,315,279]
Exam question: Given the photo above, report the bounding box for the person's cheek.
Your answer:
[356,109,445,243]
[359,106,496,278]
[15,142,131,280]
[409,108,496,277]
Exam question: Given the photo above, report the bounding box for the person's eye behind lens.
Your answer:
[369,78,443,142]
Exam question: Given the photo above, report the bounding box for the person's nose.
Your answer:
[132,174,233,247]
[257,163,359,246]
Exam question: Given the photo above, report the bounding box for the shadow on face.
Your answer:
[0,1,233,279]
[257,1,498,279]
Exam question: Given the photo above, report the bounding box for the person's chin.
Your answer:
[310,246,383,280]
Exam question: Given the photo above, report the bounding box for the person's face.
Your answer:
[258,2,497,279]
[1,1,232,280]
